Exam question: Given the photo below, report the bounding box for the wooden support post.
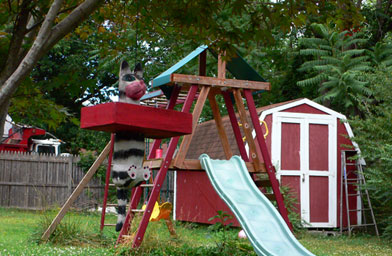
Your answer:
[232,89,263,172]
[218,51,226,79]
[199,50,207,76]
[41,141,111,241]
[174,85,210,167]
[208,91,232,159]
[243,89,293,231]
[221,91,250,162]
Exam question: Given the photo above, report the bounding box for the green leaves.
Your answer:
[297,23,372,116]
[349,68,392,238]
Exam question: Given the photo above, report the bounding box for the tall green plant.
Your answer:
[350,68,392,239]
[297,23,371,116]
[367,42,392,68]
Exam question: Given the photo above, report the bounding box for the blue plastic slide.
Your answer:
[199,154,315,256]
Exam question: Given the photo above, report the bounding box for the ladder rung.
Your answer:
[349,208,370,212]
[348,193,361,196]
[345,163,357,166]
[131,209,145,213]
[351,223,377,227]
[104,224,116,226]
[346,178,359,181]
[140,184,154,188]
[346,182,359,185]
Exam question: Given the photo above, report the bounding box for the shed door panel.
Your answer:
[309,176,329,222]
[309,124,329,171]
[281,123,300,171]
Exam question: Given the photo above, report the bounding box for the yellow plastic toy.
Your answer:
[142,201,173,222]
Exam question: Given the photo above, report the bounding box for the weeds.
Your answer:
[2,207,391,255]
[31,209,114,247]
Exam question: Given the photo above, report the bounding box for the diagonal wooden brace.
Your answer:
[41,141,111,241]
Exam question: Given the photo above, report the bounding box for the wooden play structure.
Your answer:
[176,98,378,234]
[41,45,293,247]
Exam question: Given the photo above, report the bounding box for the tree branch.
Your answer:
[26,4,80,34]
[0,0,30,82]
[44,0,104,52]
[0,0,64,106]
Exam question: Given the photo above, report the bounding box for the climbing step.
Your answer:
[349,208,371,212]
[140,184,154,188]
[131,209,145,213]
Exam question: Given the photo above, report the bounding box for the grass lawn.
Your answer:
[0,207,391,255]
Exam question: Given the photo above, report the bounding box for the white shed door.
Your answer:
[271,112,337,228]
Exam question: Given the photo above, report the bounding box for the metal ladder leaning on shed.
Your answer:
[340,150,379,237]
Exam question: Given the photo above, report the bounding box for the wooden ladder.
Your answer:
[100,134,117,230]
[115,85,197,246]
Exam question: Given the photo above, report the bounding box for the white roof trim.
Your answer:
[259,98,346,120]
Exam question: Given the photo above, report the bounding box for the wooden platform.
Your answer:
[81,102,193,139]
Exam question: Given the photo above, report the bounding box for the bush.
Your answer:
[350,67,392,239]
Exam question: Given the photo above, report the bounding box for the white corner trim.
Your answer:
[173,170,177,220]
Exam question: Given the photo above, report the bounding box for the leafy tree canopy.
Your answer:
[1,0,366,152]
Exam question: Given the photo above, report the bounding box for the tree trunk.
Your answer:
[0,99,10,140]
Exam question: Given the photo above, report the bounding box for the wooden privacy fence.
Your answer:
[0,151,103,210]
[0,151,174,210]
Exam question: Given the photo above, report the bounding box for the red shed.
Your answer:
[175,98,362,229]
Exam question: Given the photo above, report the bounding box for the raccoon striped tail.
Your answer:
[115,188,128,232]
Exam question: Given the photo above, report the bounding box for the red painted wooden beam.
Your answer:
[221,91,250,162]
[81,102,192,139]
[243,89,293,231]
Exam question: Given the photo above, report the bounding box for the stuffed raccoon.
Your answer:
[112,61,150,231]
